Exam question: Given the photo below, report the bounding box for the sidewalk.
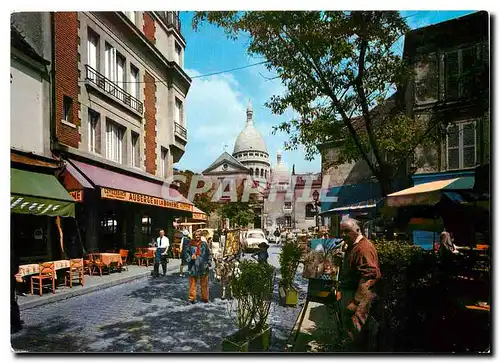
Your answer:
[18,259,181,310]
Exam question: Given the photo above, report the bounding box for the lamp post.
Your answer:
[312,189,320,232]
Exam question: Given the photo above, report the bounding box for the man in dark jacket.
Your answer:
[338,218,381,351]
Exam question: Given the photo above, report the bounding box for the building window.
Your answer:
[260,169,264,177]
[105,44,126,90]
[101,216,118,234]
[106,120,124,164]
[62,96,72,123]
[88,109,100,153]
[445,46,482,100]
[255,168,259,177]
[249,168,253,176]
[447,121,476,170]
[87,28,99,72]
[130,65,139,99]
[415,53,439,104]
[285,216,292,227]
[125,11,136,24]
[284,202,292,209]
[265,170,267,178]
[141,216,151,235]
[174,42,182,65]
[116,53,125,90]
[131,131,140,167]
[160,148,168,178]
[244,153,248,157]
[175,98,184,126]
[305,203,315,218]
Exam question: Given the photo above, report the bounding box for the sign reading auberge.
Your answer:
[101,187,192,212]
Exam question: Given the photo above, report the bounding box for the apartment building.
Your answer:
[51,11,193,251]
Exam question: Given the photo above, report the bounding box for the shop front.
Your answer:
[63,159,193,253]
[11,168,76,264]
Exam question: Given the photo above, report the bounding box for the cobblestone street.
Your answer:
[11,245,309,352]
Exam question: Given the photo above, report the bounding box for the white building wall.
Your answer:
[10,60,45,155]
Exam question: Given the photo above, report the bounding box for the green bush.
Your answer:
[230,260,275,330]
[373,238,438,351]
[279,240,302,290]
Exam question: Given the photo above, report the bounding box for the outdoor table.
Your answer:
[97,253,123,267]
[15,259,70,283]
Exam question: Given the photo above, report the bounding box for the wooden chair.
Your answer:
[64,258,85,288]
[119,249,129,271]
[83,253,93,275]
[133,248,144,266]
[141,249,155,267]
[91,253,109,276]
[30,262,55,296]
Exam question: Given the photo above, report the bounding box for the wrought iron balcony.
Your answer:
[85,65,143,114]
[174,122,187,139]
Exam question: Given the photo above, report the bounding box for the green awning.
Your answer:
[10,168,75,218]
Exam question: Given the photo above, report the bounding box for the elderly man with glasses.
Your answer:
[338,218,381,351]
[182,230,212,304]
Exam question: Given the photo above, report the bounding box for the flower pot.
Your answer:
[279,286,299,307]
[221,325,272,352]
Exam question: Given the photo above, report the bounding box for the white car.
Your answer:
[244,229,268,252]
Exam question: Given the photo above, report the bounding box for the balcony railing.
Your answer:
[85,65,143,114]
[174,122,187,139]
[158,11,181,32]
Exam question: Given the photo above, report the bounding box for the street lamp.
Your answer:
[312,189,320,232]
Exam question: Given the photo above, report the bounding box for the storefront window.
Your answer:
[142,216,151,235]
[101,217,117,233]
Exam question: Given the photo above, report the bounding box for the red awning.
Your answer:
[68,159,193,212]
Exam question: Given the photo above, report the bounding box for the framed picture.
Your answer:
[223,229,241,258]
[302,238,343,280]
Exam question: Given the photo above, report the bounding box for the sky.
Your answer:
[175,10,476,174]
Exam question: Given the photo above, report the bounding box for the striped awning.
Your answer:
[320,198,382,215]
[386,177,474,207]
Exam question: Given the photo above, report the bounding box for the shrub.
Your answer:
[373,238,438,351]
[230,260,275,331]
[278,240,302,290]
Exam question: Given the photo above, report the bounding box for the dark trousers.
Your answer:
[154,247,168,276]
[11,275,21,330]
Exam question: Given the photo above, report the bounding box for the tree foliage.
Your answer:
[192,11,444,196]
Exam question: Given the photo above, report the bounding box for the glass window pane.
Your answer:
[447,124,459,148]
[463,123,475,146]
[448,148,460,170]
[463,146,476,168]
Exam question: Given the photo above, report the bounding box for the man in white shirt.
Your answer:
[154,229,170,277]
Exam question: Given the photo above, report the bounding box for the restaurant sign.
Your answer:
[101,187,192,212]
[69,190,84,202]
[192,212,208,221]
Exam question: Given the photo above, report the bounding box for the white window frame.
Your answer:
[88,110,99,153]
[125,11,136,24]
[160,148,168,178]
[106,120,124,164]
[130,64,139,99]
[175,98,183,126]
[131,132,140,168]
[62,96,72,123]
[116,53,125,90]
[174,42,182,65]
[446,120,477,170]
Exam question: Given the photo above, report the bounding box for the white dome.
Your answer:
[233,101,268,154]
[272,151,289,183]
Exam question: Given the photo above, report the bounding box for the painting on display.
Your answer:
[302,238,344,280]
[223,229,241,257]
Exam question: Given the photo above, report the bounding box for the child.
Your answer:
[251,242,269,264]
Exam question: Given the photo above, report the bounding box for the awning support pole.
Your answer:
[55,216,65,258]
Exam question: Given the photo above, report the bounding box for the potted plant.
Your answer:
[222,260,275,352]
[278,239,302,307]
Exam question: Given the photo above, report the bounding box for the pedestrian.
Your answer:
[153,229,170,278]
[251,242,269,264]
[220,229,226,249]
[182,230,212,304]
[338,218,381,352]
[179,230,191,277]
[274,228,281,245]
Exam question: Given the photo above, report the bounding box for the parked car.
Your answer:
[244,229,268,252]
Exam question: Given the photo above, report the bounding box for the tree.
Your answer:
[174,170,220,214]
[217,180,260,227]
[193,11,442,197]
